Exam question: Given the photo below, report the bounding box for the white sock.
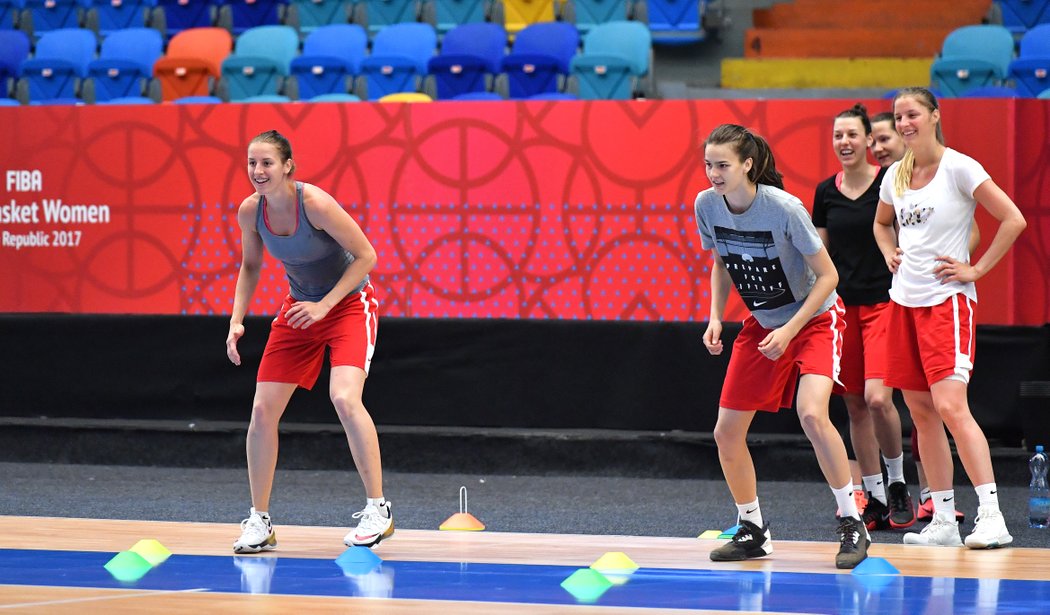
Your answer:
[367,497,388,516]
[884,453,905,484]
[931,489,957,517]
[975,483,1000,508]
[920,487,931,503]
[736,499,763,527]
[832,482,860,520]
[863,474,887,505]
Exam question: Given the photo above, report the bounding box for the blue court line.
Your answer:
[1,548,1048,614]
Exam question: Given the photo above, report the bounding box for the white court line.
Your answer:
[0,587,209,609]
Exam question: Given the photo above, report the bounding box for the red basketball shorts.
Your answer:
[257,282,379,389]
[883,294,975,391]
[838,301,892,395]
[720,298,846,413]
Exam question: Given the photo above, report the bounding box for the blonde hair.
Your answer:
[891,87,944,196]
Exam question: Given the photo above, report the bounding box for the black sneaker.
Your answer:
[836,516,870,570]
[861,494,891,531]
[887,482,916,529]
[710,520,773,561]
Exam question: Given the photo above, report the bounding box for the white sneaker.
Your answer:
[964,505,1013,549]
[233,507,277,553]
[903,511,963,546]
[344,501,394,548]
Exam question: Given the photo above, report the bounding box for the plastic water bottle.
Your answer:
[1029,445,1050,529]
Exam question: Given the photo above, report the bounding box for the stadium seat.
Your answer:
[98,94,155,103]
[930,24,1015,97]
[426,0,486,35]
[1008,23,1050,97]
[287,0,352,36]
[87,27,162,102]
[0,29,30,97]
[17,27,95,103]
[359,22,436,100]
[0,1,26,30]
[220,24,298,100]
[570,20,649,99]
[308,91,360,101]
[0,96,21,104]
[961,85,1019,97]
[564,0,629,35]
[997,0,1050,33]
[378,91,431,101]
[88,0,157,36]
[172,94,222,103]
[1039,86,1050,98]
[637,0,706,45]
[154,0,216,37]
[427,22,506,99]
[499,21,578,98]
[239,93,292,102]
[289,23,366,99]
[221,0,286,35]
[153,26,231,101]
[451,90,502,99]
[500,0,555,37]
[355,0,419,37]
[22,0,90,38]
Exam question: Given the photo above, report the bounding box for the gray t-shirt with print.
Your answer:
[694,183,837,329]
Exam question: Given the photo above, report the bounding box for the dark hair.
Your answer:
[835,103,871,134]
[249,129,295,175]
[704,124,784,189]
[870,111,894,126]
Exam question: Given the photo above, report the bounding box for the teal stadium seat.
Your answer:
[569,20,650,99]
[426,0,486,35]
[221,24,299,101]
[930,25,1015,97]
[564,0,630,35]
[356,0,419,37]
[288,0,352,36]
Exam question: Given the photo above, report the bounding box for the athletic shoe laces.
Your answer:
[837,518,862,549]
[352,505,388,536]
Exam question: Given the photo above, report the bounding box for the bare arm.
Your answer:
[756,246,839,361]
[282,184,378,329]
[933,179,1026,284]
[226,197,265,365]
[873,199,902,273]
[703,250,732,355]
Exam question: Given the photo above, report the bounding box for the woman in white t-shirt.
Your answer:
[873,87,1027,549]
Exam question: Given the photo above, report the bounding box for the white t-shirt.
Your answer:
[879,148,989,307]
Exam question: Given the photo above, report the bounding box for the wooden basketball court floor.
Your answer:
[1,515,1048,614]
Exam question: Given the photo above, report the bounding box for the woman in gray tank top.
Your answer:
[226,130,394,554]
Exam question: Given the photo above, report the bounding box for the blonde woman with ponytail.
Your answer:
[696,124,869,570]
[873,87,1026,549]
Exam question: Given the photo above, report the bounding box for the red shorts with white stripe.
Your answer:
[257,282,379,389]
[883,294,975,391]
[838,301,891,395]
[720,297,846,413]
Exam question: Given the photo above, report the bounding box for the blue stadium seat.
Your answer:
[173,94,222,102]
[87,27,162,102]
[997,0,1050,33]
[220,24,299,100]
[451,90,501,100]
[1039,86,1050,98]
[0,1,25,30]
[222,0,285,35]
[570,20,649,99]
[356,0,419,37]
[565,0,629,35]
[427,22,505,99]
[287,0,351,36]
[22,0,90,38]
[308,91,360,101]
[1008,23,1050,97]
[18,27,95,102]
[427,0,486,35]
[0,96,21,104]
[289,23,366,99]
[89,0,157,36]
[155,0,216,37]
[961,85,1019,97]
[359,22,436,100]
[98,94,155,103]
[930,25,1015,97]
[0,29,30,96]
[499,21,577,99]
[639,0,706,45]
[239,93,291,101]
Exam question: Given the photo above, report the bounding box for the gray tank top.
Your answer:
[256,182,364,302]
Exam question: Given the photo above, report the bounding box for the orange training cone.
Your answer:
[440,486,486,531]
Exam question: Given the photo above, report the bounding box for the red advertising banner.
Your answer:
[0,99,1045,323]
